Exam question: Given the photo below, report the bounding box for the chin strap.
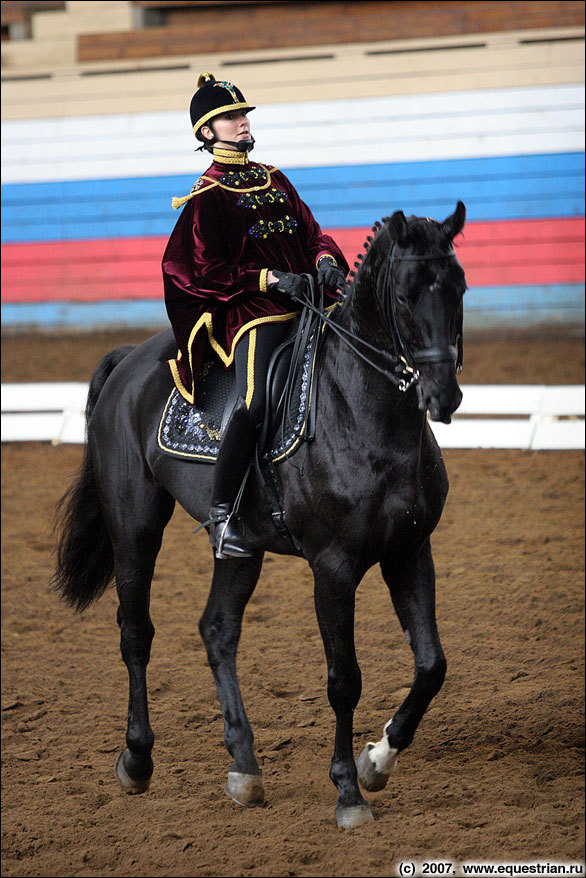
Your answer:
[197,121,255,153]
[220,137,255,152]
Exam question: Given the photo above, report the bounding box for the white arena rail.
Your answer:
[430,385,585,450]
[1,383,88,445]
[1,384,584,450]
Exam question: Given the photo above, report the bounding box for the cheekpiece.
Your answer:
[190,72,255,135]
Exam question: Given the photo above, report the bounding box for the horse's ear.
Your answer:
[385,211,409,245]
[441,201,466,240]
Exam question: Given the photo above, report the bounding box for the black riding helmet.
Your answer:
[190,72,255,151]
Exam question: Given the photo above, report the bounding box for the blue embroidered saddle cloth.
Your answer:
[158,327,319,464]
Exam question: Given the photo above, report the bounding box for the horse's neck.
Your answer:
[340,273,389,353]
[323,291,426,440]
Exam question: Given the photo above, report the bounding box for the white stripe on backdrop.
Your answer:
[2,85,584,184]
[2,384,584,450]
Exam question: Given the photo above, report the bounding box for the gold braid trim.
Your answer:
[245,328,257,409]
[168,310,299,404]
[316,253,337,269]
[172,165,277,209]
[213,147,249,166]
[192,101,252,134]
[171,178,218,210]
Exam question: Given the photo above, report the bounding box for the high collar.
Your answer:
[212,146,249,166]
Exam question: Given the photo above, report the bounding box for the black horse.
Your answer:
[53,202,467,829]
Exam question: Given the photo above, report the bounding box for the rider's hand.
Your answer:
[268,270,307,301]
[317,255,346,291]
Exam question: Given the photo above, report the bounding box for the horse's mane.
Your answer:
[344,213,453,298]
[343,219,384,297]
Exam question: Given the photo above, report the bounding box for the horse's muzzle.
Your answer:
[418,381,463,424]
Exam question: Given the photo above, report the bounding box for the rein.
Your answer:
[291,246,462,392]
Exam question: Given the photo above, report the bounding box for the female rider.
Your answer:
[163,72,348,559]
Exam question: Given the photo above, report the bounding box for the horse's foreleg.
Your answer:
[313,558,373,828]
[199,553,265,807]
[357,538,446,792]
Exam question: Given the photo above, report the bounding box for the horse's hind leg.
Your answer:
[199,553,265,807]
[356,538,446,792]
[108,486,175,794]
[313,554,373,828]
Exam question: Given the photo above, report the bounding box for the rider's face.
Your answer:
[201,110,251,149]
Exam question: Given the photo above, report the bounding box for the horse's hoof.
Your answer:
[115,750,152,795]
[225,771,265,807]
[335,803,374,829]
[356,742,398,792]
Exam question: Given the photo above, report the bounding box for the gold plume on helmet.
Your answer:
[197,72,216,88]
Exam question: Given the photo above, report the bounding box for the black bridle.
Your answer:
[292,244,463,392]
[378,245,463,389]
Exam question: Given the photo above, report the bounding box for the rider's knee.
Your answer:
[244,393,266,429]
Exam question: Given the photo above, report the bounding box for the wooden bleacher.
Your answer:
[1,1,584,73]
[2,1,584,337]
[1,1,65,27]
[1,1,64,41]
[1,1,134,70]
[78,1,586,62]
[2,27,584,119]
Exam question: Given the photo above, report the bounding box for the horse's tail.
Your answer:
[52,345,136,612]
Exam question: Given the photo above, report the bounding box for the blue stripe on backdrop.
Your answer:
[2,168,582,224]
[2,284,583,331]
[1,299,169,329]
[2,153,584,244]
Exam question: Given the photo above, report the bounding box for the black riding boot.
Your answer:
[209,396,258,559]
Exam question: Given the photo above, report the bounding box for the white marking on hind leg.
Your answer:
[356,718,398,791]
[366,719,398,776]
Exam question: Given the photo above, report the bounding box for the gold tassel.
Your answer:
[172,193,194,210]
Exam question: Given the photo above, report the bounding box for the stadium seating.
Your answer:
[1,1,584,331]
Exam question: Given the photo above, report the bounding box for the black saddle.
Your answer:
[158,318,320,464]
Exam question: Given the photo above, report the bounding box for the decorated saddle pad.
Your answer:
[158,329,318,464]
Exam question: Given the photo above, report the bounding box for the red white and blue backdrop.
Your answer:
[2,83,584,331]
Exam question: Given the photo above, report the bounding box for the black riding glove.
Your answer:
[317,256,346,290]
[268,270,307,301]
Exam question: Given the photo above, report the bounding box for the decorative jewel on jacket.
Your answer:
[249,215,298,239]
[219,167,268,188]
[237,188,288,210]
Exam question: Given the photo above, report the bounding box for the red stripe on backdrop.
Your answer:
[332,217,585,286]
[1,218,584,303]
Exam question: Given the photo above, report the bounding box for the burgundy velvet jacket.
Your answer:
[162,147,349,402]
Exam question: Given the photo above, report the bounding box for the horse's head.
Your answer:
[352,202,467,424]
